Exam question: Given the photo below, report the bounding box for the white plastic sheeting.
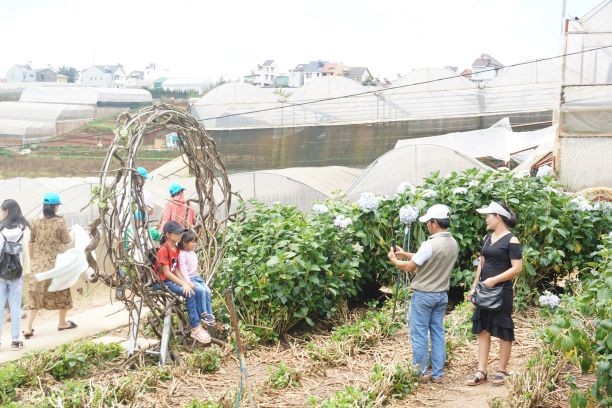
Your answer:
[557,0,612,190]
[0,177,100,227]
[395,118,554,162]
[191,82,281,128]
[0,101,94,139]
[146,162,362,212]
[190,62,562,130]
[20,87,152,106]
[345,145,490,200]
[0,102,94,121]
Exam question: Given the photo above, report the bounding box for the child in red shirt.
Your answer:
[154,221,210,344]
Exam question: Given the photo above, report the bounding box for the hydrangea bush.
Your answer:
[217,169,612,340]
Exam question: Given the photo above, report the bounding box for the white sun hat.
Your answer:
[476,201,512,218]
[418,204,451,222]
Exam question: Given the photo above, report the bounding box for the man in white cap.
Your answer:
[388,204,458,383]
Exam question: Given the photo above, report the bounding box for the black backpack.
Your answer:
[0,228,24,280]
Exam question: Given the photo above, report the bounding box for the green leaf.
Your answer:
[560,335,574,353]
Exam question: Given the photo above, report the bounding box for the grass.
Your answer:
[307,305,401,365]
[310,362,419,407]
[0,341,123,404]
[266,362,301,389]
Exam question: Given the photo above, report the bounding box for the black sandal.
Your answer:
[58,321,78,331]
[23,329,34,339]
[492,370,509,385]
[465,370,487,386]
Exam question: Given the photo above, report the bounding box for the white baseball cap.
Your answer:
[476,201,511,218]
[419,204,451,222]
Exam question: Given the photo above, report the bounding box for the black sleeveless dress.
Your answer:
[472,233,522,341]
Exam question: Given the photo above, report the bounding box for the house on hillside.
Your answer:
[346,67,372,84]
[471,53,504,82]
[6,64,36,83]
[80,64,126,87]
[35,68,57,82]
[243,60,277,87]
[289,60,327,87]
[321,62,348,77]
[127,70,145,86]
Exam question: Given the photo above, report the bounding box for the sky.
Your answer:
[0,0,604,81]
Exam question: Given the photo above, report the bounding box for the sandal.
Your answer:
[465,370,487,386]
[23,329,34,339]
[58,320,78,331]
[492,370,509,385]
[11,341,23,350]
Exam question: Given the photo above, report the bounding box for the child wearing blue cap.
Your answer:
[158,183,196,233]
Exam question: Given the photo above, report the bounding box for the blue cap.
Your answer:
[169,183,185,196]
[43,192,62,205]
[136,167,151,180]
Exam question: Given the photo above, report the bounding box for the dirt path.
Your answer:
[129,311,542,407]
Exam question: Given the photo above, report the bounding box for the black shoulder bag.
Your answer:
[471,235,503,312]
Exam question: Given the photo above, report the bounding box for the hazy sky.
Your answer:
[0,0,603,81]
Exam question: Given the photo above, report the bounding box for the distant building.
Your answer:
[346,67,373,84]
[127,70,145,86]
[274,75,289,88]
[56,74,69,84]
[35,68,57,82]
[80,64,126,87]
[321,62,348,77]
[144,63,169,81]
[244,60,277,87]
[289,60,327,87]
[471,53,503,82]
[6,64,36,83]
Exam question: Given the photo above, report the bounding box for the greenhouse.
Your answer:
[147,156,362,212]
[190,82,282,128]
[0,101,95,140]
[19,86,152,108]
[345,144,490,200]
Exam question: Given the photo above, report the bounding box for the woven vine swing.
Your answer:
[85,104,232,355]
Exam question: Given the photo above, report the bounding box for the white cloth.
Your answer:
[412,241,433,266]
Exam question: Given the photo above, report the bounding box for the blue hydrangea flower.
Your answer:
[334,214,353,229]
[356,192,379,212]
[312,204,329,214]
[571,196,594,211]
[399,205,419,224]
[538,291,560,309]
[421,189,437,199]
[536,165,553,178]
[397,182,416,195]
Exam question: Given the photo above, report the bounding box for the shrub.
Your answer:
[0,363,28,403]
[217,201,363,342]
[307,306,400,365]
[542,234,612,406]
[185,349,222,374]
[266,362,301,389]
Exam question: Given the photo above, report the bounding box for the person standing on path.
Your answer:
[388,204,458,383]
[23,193,77,339]
[158,183,197,233]
[0,199,29,350]
[466,201,522,386]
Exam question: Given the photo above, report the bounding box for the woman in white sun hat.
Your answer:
[465,201,522,387]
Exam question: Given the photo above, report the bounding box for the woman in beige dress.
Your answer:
[23,192,76,338]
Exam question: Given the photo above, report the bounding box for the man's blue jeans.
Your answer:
[409,290,448,379]
[153,280,200,328]
[0,277,23,341]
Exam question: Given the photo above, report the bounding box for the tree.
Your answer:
[57,66,78,83]
[361,76,379,87]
